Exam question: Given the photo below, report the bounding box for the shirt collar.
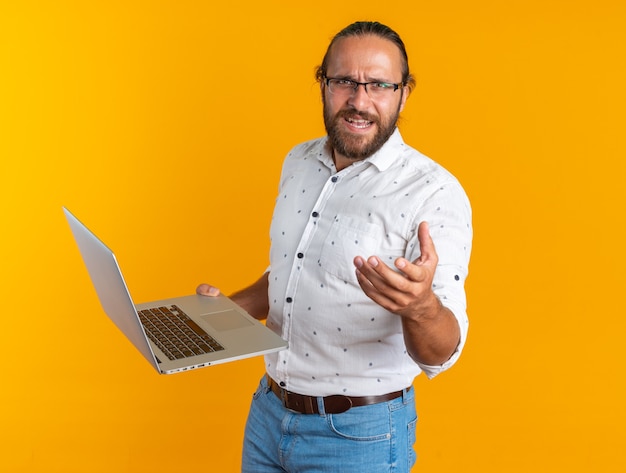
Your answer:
[316,128,406,173]
[364,128,405,172]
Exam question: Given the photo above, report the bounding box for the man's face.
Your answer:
[322,34,409,161]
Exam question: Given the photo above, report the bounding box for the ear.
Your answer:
[398,85,410,112]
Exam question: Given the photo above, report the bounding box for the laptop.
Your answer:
[63,207,287,374]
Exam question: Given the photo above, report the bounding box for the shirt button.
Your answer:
[312,211,319,218]
[331,176,338,183]
[297,252,304,259]
[279,381,286,387]
[286,297,293,303]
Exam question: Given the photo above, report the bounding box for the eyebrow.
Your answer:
[329,74,398,84]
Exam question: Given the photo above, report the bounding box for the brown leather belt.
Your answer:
[267,376,406,414]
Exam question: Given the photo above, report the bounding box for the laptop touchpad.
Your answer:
[201,310,253,331]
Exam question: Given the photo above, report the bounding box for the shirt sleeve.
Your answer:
[406,177,473,379]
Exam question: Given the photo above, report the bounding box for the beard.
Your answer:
[323,100,401,161]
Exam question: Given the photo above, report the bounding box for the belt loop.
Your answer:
[401,386,410,404]
[316,396,326,416]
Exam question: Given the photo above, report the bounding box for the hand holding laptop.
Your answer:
[64,207,286,374]
[196,273,272,322]
[196,284,220,297]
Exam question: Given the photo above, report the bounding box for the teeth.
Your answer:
[347,118,372,128]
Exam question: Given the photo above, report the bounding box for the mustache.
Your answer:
[336,108,379,124]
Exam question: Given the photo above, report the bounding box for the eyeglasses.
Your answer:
[324,77,404,97]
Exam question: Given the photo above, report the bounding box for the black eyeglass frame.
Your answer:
[323,76,404,94]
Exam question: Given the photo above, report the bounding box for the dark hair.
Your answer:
[315,21,416,91]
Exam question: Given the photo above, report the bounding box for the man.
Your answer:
[197,21,472,472]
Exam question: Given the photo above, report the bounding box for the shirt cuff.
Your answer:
[417,342,464,379]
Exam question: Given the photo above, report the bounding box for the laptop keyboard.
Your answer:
[138,305,224,361]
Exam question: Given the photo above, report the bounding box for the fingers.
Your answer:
[352,222,439,313]
[355,256,403,285]
[396,222,438,280]
[354,256,400,311]
[196,283,220,297]
[415,221,437,266]
[355,255,413,299]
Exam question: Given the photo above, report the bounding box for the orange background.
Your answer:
[1,1,625,472]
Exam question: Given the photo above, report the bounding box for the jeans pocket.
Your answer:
[327,404,392,441]
[407,416,418,469]
[252,376,271,400]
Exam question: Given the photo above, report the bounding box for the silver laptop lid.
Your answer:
[63,207,159,371]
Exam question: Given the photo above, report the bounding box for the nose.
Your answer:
[347,82,372,109]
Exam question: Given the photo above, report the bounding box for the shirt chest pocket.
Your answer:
[318,216,382,283]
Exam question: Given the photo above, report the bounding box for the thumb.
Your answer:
[416,221,437,266]
[196,284,220,297]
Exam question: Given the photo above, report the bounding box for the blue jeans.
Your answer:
[241,376,417,473]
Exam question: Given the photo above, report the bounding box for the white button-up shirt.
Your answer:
[264,129,472,396]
